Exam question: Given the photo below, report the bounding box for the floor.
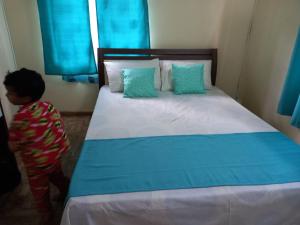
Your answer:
[0,115,91,225]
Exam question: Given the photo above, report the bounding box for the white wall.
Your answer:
[216,0,257,98]
[0,0,17,124]
[148,0,225,49]
[239,0,300,143]
[149,0,257,97]
[3,0,255,112]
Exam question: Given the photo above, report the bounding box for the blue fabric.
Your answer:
[38,0,150,83]
[96,0,150,49]
[291,97,300,127]
[172,64,206,94]
[122,68,157,98]
[62,74,99,83]
[278,27,300,128]
[37,0,96,76]
[68,132,300,198]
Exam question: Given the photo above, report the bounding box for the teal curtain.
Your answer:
[37,0,97,78]
[96,0,150,48]
[278,27,300,128]
[37,0,150,83]
[62,74,99,83]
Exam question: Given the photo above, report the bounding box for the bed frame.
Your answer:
[97,48,217,88]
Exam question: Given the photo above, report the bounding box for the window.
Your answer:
[37,0,150,83]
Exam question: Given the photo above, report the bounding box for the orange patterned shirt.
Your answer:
[9,101,70,168]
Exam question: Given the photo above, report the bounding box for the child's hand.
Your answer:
[8,141,22,152]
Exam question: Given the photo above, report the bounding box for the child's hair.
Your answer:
[4,68,45,101]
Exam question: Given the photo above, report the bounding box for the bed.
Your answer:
[61,48,300,225]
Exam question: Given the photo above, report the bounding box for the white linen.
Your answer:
[86,86,275,140]
[61,86,300,225]
[63,183,300,225]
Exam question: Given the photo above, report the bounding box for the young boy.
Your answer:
[3,68,70,223]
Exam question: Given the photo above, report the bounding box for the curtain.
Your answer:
[37,0,97,76]
[96,0,150,49]
[37,0,150,82]
[278,27,300,128]
[62,74,98,83]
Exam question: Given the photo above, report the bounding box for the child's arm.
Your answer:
[8,113,29,153]
[8,141,22,152]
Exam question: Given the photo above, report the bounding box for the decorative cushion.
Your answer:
[104,59,160,92]
[160,60,212,91]
[122,67,157,98]
[172,64,206,95]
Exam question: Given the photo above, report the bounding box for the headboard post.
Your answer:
[97,48,218,88]
[211,49,217,86]
[98,48,105,88]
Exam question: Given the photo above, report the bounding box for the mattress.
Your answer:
[86,86,275,140]
[61,86,300,225]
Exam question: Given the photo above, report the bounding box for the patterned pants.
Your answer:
[26,162,69,213]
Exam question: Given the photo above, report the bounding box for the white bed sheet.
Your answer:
[61,86,300,225]
[86,86,275,140]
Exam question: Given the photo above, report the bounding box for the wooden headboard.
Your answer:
[97,48,217,88]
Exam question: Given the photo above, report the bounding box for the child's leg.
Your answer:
[26,167,52,213]
[49,162,69,199]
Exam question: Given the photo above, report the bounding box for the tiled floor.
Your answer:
[0,115,91,225]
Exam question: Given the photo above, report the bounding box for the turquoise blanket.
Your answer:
[68,132,300,198]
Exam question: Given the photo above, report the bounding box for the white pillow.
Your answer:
[104,58,161,92]
[160,60,212,91]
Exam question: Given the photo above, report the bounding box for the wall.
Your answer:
[3,0,256,112]
[239,0,300,143]
[148,0,257,97]
[148,0,224,49]
[216,0,256,98]
[0,0,17,124]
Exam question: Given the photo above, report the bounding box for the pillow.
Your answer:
[104,58,160,92]
[122,67,157,98]
[172,64,206,95]
[160,60,212,91]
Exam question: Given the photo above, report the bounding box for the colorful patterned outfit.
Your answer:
[9,101,70,212]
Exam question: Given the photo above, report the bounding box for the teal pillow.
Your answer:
[122,67,157,98]
[172,64,206,94]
